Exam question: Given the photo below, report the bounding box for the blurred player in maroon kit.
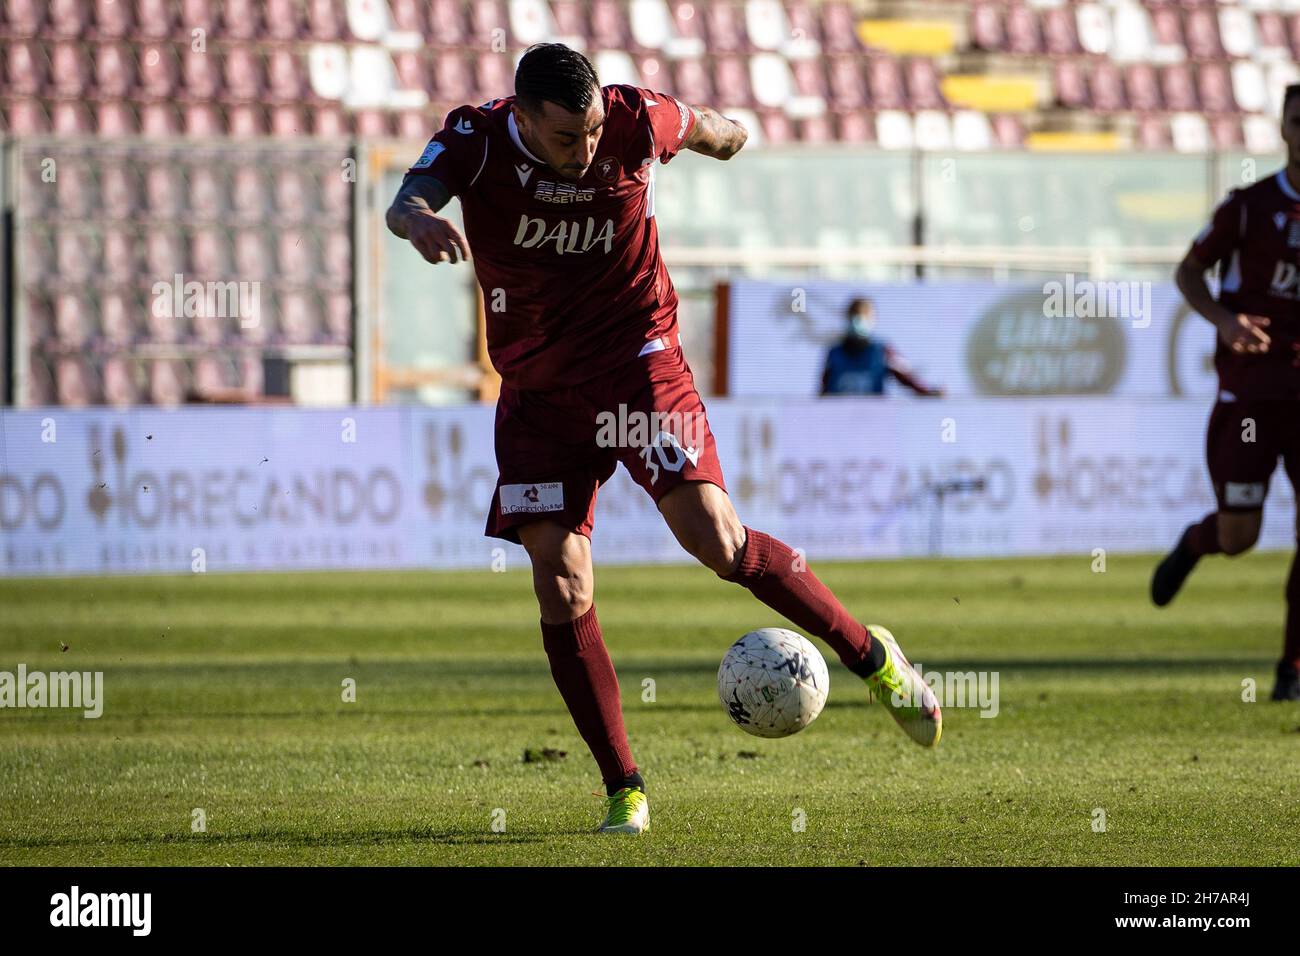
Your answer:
[1152,84,1300,702]
[387,44,941,833]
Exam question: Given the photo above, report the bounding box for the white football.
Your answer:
[717,628,829,738]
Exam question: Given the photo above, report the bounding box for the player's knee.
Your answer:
[1218,518,1260,556]
[521,524,593,616]
[687,512,746,576]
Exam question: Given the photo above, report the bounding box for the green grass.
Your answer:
[1,552,1298,866]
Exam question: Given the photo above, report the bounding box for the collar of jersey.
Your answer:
[1277,169,1300,202]
[507,111,546,165]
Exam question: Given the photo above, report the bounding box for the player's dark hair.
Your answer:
[515,43,600,115]
[846,297,874,318]
[1285,84,1300,116]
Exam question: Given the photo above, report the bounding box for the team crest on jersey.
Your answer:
[412,141,445,169]
[594,156,621,183]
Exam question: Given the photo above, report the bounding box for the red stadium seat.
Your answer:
[148,360,186,407]
[474,49,512,101]
[266,49,305,101]
[5,99,49,133]
[672,57,714,105]
[139,101,182,136]
[138,42,180,99]
[97,101,139,136]
[1090,60,1126,113]
[180,0,217,35]
[1054,59,1088,109]
[713,54,753,108]
[95,43,136,99]
[1126,63,1163,113]
[54,293,92,348]
[835,109,873,143]
[101,165,139,219]
[102,357,142,407]
[102,228,139,283]
[705,3,748,54]
[231,166,269,220]
[278,292,318,344]
[182,47,221,99]
[320,166,352,217]
[799,113,834,144]
[393,49,429,95]
[311,102,350,138]
[1040,6,1079,56]
[9,0,49,37]
[134,0,174,40]
[905,58,944,110]
[306,0,347,42]
[989,114,1024,149]
[101,293,140,346]
[1149,6,1185,62]
[1209,115,1242,150]
[221,0,262,41]
[57,357,99,407]
[867,56,906,110]
[353,108,391,138]
[183,102,223,137]
[268,103,307,137]
[265,0,304,41]
[827,55,866,110]
[1184,8,1222,60]
[820,2,861,54]
[433,49,473,101]
[227,103,268,138]
[5,40,43,96]
[790,57,828,102]
[93,0,132,39]
[429,0,468,46]
[1005,4,1041,56]
[51,100,95,135]
[145,163,184,217]
[144,229,186,282]
[1196,62,1235,115]
[469,0,509,48]
[1161,63,1198,112]
[587,0,627,50]
[233,229,272,279]
[57,230,95,282]
[395,109,427,140]
[389,0,427,39]
[278,229,315,281]
[970,2,1005,52]
[223,47,265,101]
[189,165,225,219]
[1255,12,1291,62]
[759,110,795,144]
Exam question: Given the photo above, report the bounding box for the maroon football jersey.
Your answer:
[1190,169,1300,399]
[406,85,697,391]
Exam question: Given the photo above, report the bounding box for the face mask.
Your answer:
[849,315,874,339]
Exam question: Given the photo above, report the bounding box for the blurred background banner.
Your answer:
[723,277,1218,399]
[5,400,1293,576]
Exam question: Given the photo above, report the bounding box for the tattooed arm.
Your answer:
[385,175,471,264]
[682,105,748,160]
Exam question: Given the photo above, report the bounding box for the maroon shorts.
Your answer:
[485,346,727,544]
[1206,400,1300,511]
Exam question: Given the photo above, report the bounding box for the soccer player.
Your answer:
[1151,84,1300,702]
[387,44,941,834]
[821,297,944,396]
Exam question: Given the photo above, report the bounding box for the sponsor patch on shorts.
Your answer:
[1223,481,1265,507]
[500,481,564,515]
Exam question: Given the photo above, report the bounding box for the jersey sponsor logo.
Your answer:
[412,141,445,169]
[513,213,615,254]
[1269,260,1300,299]
[1223,481,1265,508]
[594,156,620,183]
[453,118,474,134]
[515,163,533,187]
[499,481,564,515]
[533,180,595,204]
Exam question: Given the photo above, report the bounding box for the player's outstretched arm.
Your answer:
[385,175,471,265]
[682,105,749,160]
[1175,251,1270,354]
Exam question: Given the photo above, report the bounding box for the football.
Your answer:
[717,628,830,738]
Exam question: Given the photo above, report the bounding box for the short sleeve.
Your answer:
[1189,189,1245,266]
[405,105,488,197]
[632,87,697,164]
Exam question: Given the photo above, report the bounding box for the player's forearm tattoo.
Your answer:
[684,105,749,160]
[386,175,452,239]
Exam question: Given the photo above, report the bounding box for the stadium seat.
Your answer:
[312,102,350,137]
[819,2,861,54]
[102,357,141,408]
[745,0,789,52]
[1040,6,1079,56]
[49,42,91,98]
[548,0,588,46]
[5,40,41,96]
[269,103,307,138]
[834,109,873,143]
[713,54,753,107]
[190,227,231,278]
[307,0,347,42]
[139,101,182,136]
[827,55,866,110]
[1170,112,1209,153]
[189,165,225,219]
[148,360,186,406]
[1149,6,1186,64]
[228,104,268,138]
[346,0,390,42]
[1005,4,1042,56]
[95,43,136,99]
[590,0,629,50]
[1184,8,1223,60]
[182,46,221,99]
[1161,63,1198,112]
[57,356,99,407]
[867,56,906,110]
[395,108,426,139]
[231,166,269,220]
[266,48,306,102]
[789,57,829,111]
[875,109,914,150]
[989,113,1024,149]
[183,102,223,137]
[1111,2,1154,62]
[353,108,391,137]
[469,0,510,48]
[179,0,217,35]
[98,101,139,136]
[1243,113,1282,153]
[749,51,794,109]
[799,113,834,143]
[1217,5,1257,60]
[704,3,748,54]
[138,42,180,99]
[144,229,186,279]
[1197,62,1235,114]
[509,0,556,47]
[265,0,304,40]
[672,57,714,105]
[758,109,795,144]
[1090,59,1127,113]
[475,48,513,100]
[145,163,184,217]
[223,47,265,101]
[325,291,352,343]
[233,229,272,279]
[54,292,92,349]
[952,109,993,151]
[100,293,139,347]
[135,0,174,40]
[221,0,262,40]
[1075,3,1112,56]
[93,0,132,39]
[905,58,945,110]
[912,109,952,151]
[970,2,1005,52]
[433,50,473,101]
[51,100,95,135]
[1126,62,1162,112]
[1208,115,1242,150]
[1230,61,1268,114]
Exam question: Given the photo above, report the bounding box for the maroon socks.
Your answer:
[719,526,884,677]
[539,604,638,791]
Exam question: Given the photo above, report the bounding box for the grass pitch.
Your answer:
[1,552,1298,866]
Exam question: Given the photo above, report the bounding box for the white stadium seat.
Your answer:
[750,52,794,108]
[875,110,915,151]
[952,110,993,151]
[745,0,791,52]
[508,0,556,47]
[1170,113,1210,153]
